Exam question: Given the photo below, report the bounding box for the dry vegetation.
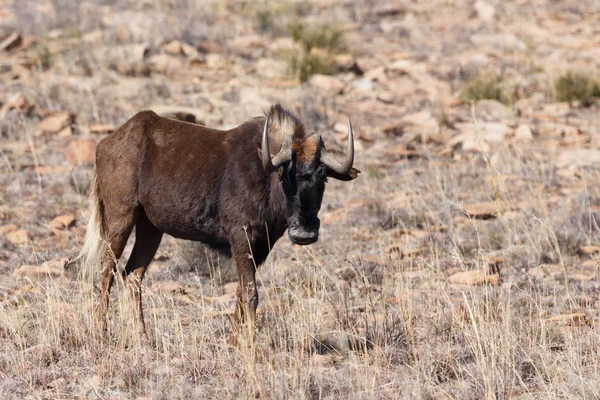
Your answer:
[2,0,600,398]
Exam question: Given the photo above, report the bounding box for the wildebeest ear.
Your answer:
[327,167,360,181]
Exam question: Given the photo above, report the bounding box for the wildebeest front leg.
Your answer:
[230,234,258,345]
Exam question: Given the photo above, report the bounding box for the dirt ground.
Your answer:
[2,0,600,398]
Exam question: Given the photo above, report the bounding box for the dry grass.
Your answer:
[2,144,600,398]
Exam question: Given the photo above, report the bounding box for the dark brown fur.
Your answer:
[79,104,358,339]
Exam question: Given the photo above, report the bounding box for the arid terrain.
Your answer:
[2,0,600,398]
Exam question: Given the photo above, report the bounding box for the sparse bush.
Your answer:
[460,72,517,105]
[286,21,347,82]
[554,71,600,106]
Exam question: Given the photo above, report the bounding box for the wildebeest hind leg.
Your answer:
[122,215,163,335]
[99,208,137,335]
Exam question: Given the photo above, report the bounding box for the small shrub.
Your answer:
[554,71,600,106]
[289,48,336,82]
[287,21,346,54]
[286,21,346,82]
[460,72,516,105]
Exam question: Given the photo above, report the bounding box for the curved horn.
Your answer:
[262,116,291,173]
[321,117,354,175]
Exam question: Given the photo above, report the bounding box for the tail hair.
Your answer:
[65,174,106,283]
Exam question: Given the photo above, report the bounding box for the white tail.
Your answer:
[67,175,106,283]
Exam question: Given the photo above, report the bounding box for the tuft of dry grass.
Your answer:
[459,72,518,105]
[286,21,347,82]
[553,70,600,106]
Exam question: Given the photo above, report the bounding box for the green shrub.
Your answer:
[554,71,600,106]
[286,21,346,82]
[460,72,516,105]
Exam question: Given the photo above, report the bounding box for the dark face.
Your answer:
[282,156,327,245]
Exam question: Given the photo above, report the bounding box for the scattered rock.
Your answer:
[474,0,496,21]
[0,32,22,51]
[0,93,32,119]
[383,110,439,139]
[309,74,345,95]
[151,281,184,294]
[374,4,406,17]
[316,331,350,356]
[36,112,72,135]
[351,78,375,91]
[448,270,500,286]
[89,124,116,134]
[0,223,18,236]
[475,100,510,120]
[311,353,335,368]
[83,29,103,44]
[383,144,422,159]
[146,53,183,73]
[163,40,183,55]
[334,54,363,74]
[45,377,67,390]
[376,91,395,103]
[464,201,502,219]
[387,244,424,258]
[84,375,102,391]
[449,123,510,153]
[570,270,595,282]
[181,43,200,59]
[64,139,97,166]
[255,57,288,79]
[545,312,588,327]
[579,245,600,255]
[205,53,226,69]
[223,282,238,296]
[514,124,533,141]
[13,260,64,280]
[6,229,31,245]
[528,266,550,279]
[557,149,600,168]
[49,214,75,235]
[470,33,527,51]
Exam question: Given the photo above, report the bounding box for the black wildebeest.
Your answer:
[72,104,358,338]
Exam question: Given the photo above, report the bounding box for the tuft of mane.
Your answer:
[266,104,307,141]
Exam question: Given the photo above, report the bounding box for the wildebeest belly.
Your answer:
[141,185,225,235]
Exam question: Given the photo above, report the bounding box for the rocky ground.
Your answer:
[2,0,600,398]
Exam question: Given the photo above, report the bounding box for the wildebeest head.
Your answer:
[261,105,359,245]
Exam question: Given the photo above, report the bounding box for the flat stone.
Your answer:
[36,112,72,134]
[89,124,116,134]
[309,74,345,95]
[0,223,18,236]
[6,229,31,245]
[514,124,533,141]
[474,0,496,21]
[545,312,588,327]
[49,214,75,235]
[0,32,22,51]
[163,40,183,55]
[464,201,503,219]
[448,270,500,286]
[64,139,97,166]
[557,149,600,168]
[579,245,600,255]
[13,261,64,280]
